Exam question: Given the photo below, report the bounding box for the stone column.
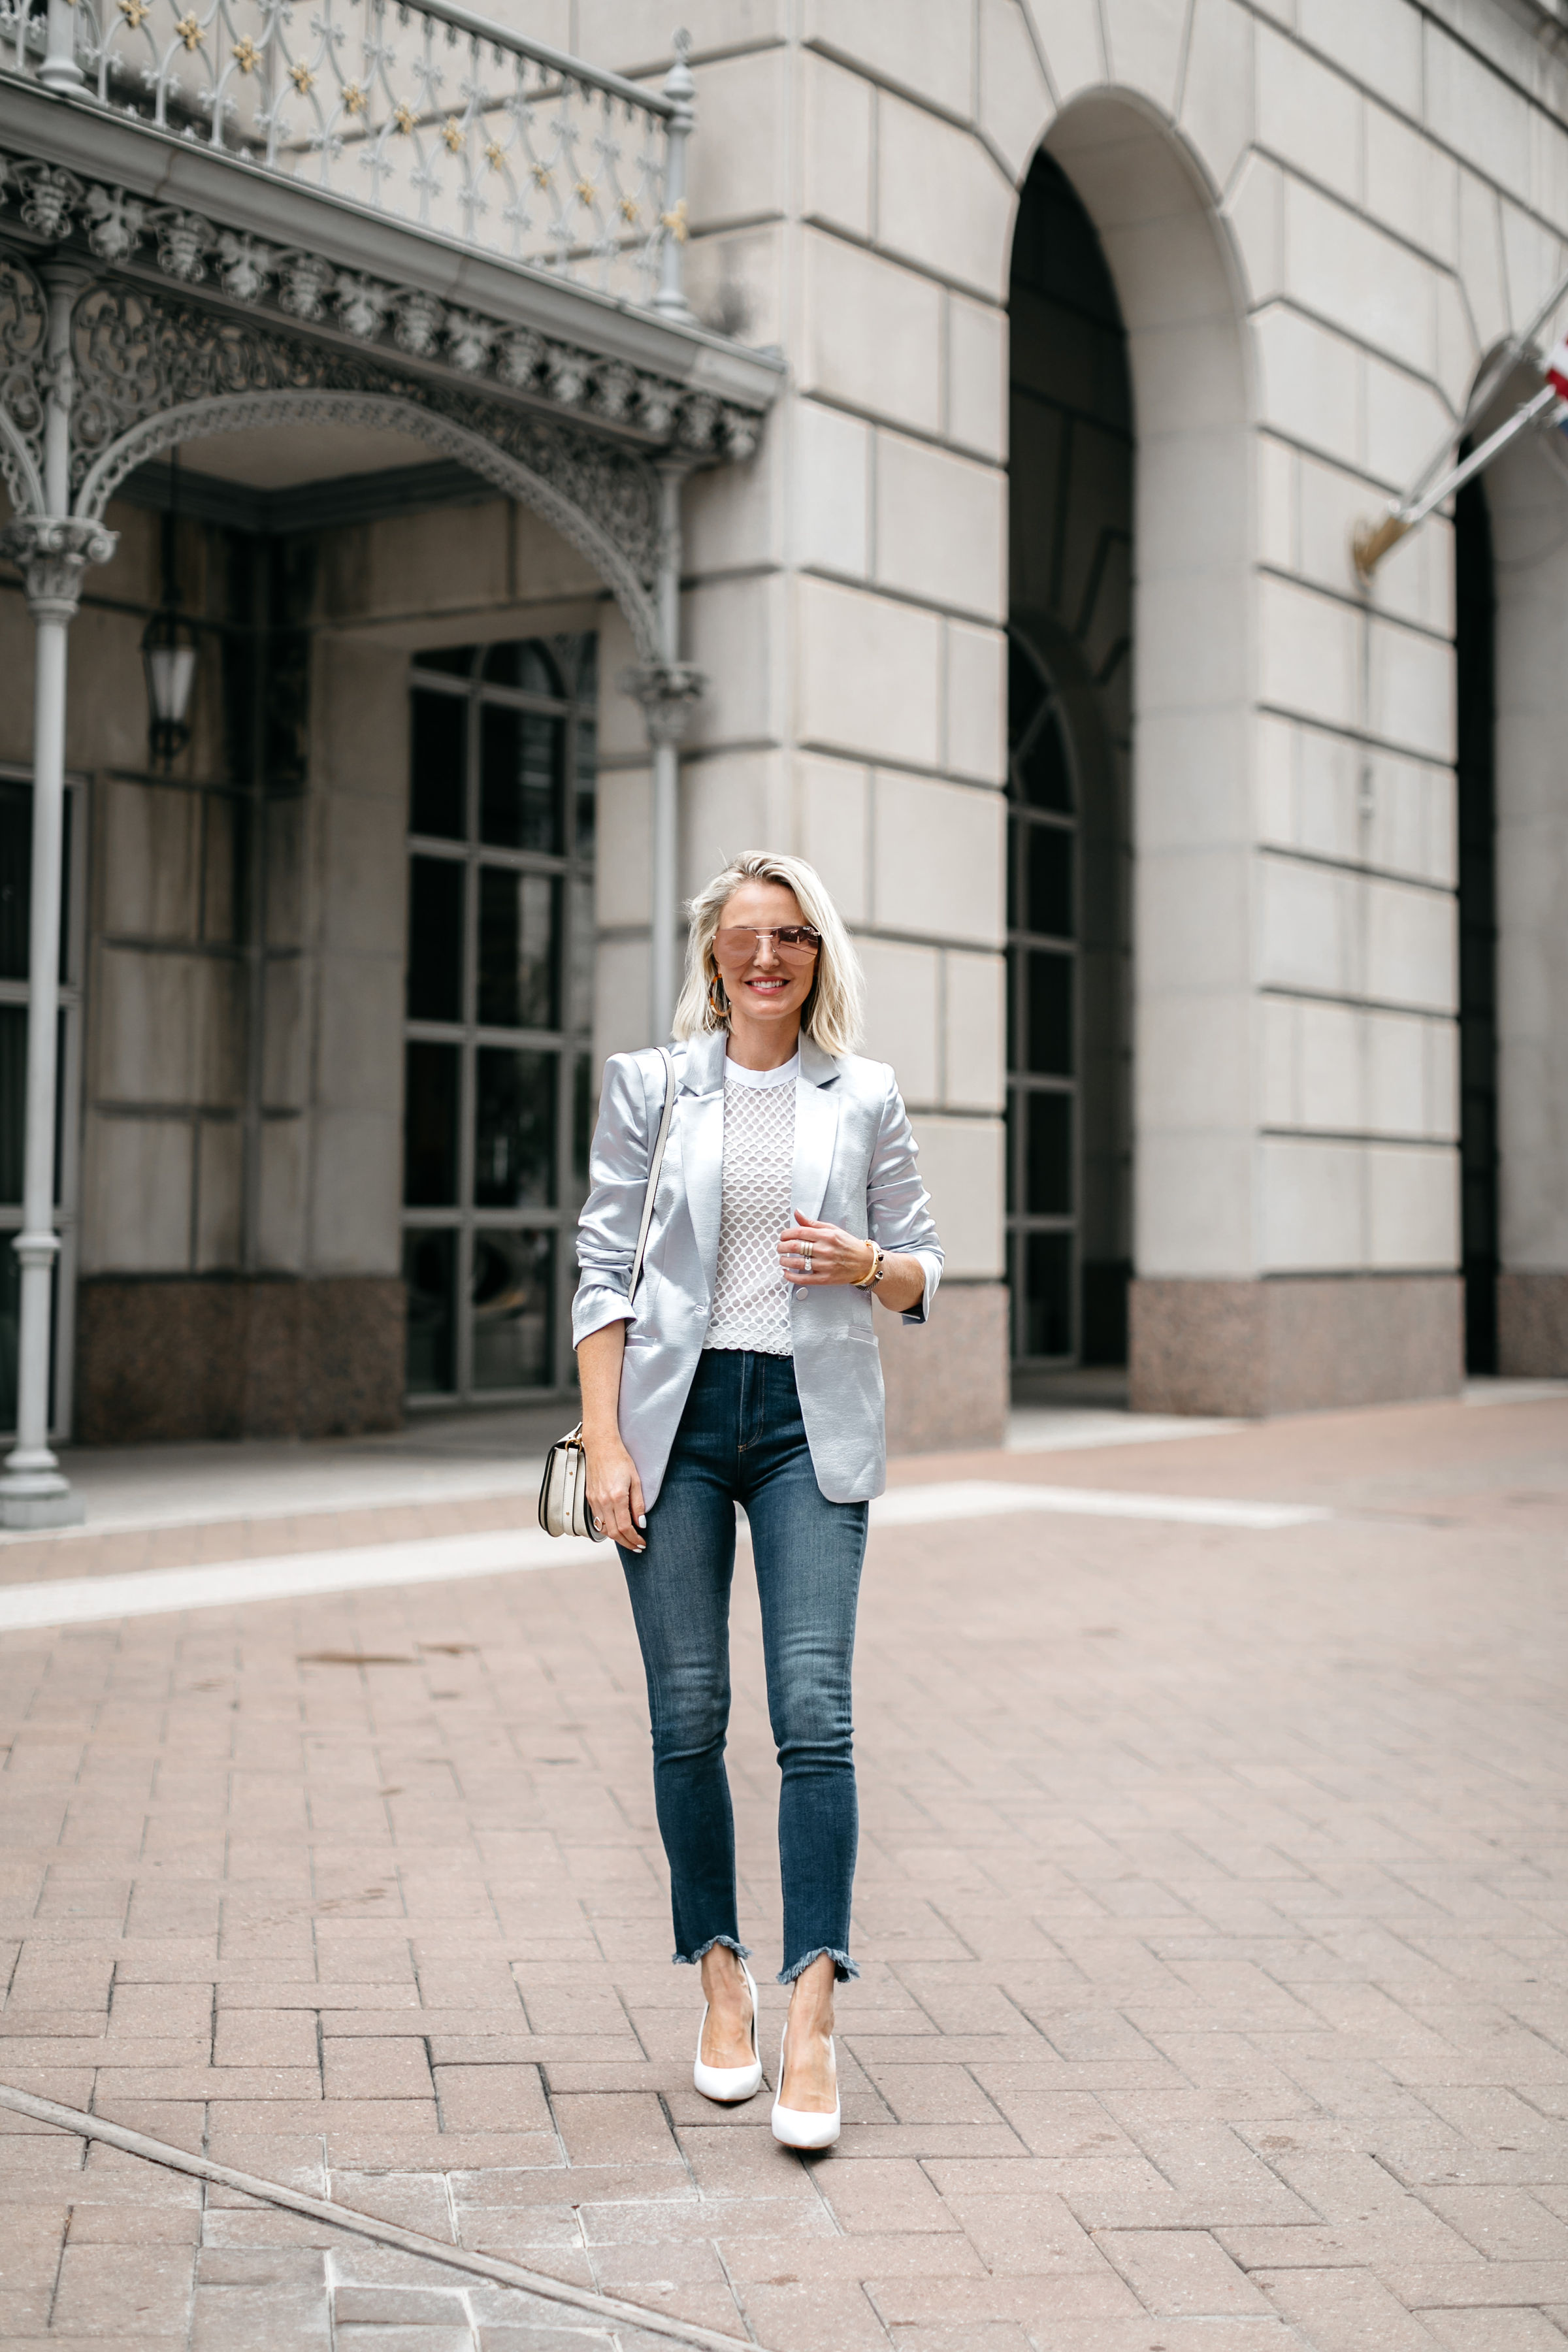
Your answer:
[0,518,116,1526]
[0,261,114,1527]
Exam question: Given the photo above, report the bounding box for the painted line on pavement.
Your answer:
[870,1480,1331,1532]
[0,2082,755,2352]
[0,1527,599,1633]
[0,1481,1331,1635]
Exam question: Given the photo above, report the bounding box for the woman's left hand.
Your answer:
[777,1212,877,1287]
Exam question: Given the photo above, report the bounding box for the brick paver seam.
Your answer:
[0,2080,770,2352]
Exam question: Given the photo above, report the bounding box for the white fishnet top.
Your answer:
[702,1054,798,1357]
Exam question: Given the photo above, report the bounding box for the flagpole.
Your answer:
[1353,260,1568,578]
[1354,384,1561,576]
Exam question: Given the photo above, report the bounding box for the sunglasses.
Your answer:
[713,924,821,964]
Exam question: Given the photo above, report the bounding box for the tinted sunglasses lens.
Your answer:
[714,926,820,962]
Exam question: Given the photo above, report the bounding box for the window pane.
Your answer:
[1022,1230,1073,1357]
[0,780,29,981]
[566,874,594,1036]
[1024,1089,1072,1215]
[478,868,559,1030]
[475,1046,557,1207]
[410,691,466,840]
[0,1005,23,1203]
[573,633,598,706]
[1025,823,1073,940]
[483,640,562,696]
[403,1228,456,1393]
[58,788,72,981]
[1008,635,1045,747]
[480,706,564,852]
[0,787,76,985]
[407,857,464,1022]
[404,1041,460,1205]
[413,644,478,679]
[572,1053,592,1203]
[575,714,597,857]
[1019,708,1073,811]
[1026,950,1073,1075]
[0,1226,17,1432]
[471,1228,553,1389]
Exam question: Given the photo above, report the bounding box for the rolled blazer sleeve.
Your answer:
[867,1071,944,1325]
[572,1052,657,1349]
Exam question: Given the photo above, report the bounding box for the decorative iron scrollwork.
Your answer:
[0,249,48,514]
[56,278,666,652]
[0,146,769,459]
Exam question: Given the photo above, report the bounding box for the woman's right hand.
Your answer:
[576,1322,646,1550]
[585,1433,647,1552]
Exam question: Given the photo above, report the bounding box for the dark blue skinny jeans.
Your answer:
[617,1348,868,1984]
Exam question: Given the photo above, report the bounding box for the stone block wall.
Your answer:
[1131,1275,1463,1418]
[74,1275,404,1443]
[585,0,1568,1407]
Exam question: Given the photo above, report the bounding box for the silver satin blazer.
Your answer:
[572,1029,944,1510]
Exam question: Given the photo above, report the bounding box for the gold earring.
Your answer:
[708,970,728,1021]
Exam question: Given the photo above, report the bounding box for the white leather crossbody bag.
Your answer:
[537,1048,676,1541]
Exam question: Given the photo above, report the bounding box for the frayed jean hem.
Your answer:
[673,1935,752,1967]
[777,1945,859,1985]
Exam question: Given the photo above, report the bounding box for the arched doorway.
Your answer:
[1469,370,1568,1377]
[1004,95,1254,1416]
[1006,149,1133,1379]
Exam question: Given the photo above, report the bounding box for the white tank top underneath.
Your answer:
[703,1054,798,1358]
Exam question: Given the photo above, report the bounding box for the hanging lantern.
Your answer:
[142,451,199,770]
[141,603,201,766]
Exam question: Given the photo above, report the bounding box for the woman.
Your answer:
[573,851,943,2149]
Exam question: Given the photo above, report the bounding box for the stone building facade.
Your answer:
[5,0,1568,1482]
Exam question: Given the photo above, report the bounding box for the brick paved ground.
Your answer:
[1,1388,1567,2350]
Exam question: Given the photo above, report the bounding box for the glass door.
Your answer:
[401,636,596,1405]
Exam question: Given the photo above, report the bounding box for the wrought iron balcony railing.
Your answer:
[1,0,695,316]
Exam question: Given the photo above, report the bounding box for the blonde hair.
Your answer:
[672,851,864,1056]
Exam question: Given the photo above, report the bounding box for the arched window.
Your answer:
[1007,149,1132,1377]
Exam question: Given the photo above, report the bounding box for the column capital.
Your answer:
[0,515,117,621]
[621,661,704,747]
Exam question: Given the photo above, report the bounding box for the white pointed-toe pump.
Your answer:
[770,2022,841,2150]
[693,1957,763,2104]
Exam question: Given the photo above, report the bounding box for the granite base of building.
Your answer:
[1129,1275,1464,1418]
[1497,1273,1568,1377]
[75,1275,406,1445]
[881,1279,1009,1457]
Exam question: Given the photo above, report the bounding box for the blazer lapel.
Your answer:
[792,1038,841,1224]
[679,1031,727,1292]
